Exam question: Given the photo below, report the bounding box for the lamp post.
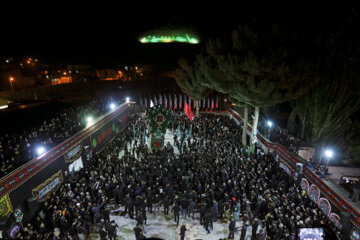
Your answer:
[109,103,116,110]
[267,120,273,140]
[9,76,15,99]
[86,116,94,127]
[36,146,46,156]
[324,149,333,168]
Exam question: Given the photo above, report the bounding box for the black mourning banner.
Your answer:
[32,170,63,201]
[64,144,83,163]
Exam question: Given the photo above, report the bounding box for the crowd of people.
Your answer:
[306,160,329,179]
[256,119,305,155]
[7,112,341,239]
[232,107,306,155]
[340,176,360,203]
[0,95,125,177]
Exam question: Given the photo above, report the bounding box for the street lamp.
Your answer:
[324,149,334,168]
[86,116,94,127]
[36,146,46,156]
[126,97,130,103]
[9,76,15,99]
[109,103,116,110]
[267,120,273,140]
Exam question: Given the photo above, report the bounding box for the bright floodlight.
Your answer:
[37,146,45,155]
[325,149,334,158]
[86,116,94,127]
[126,97,130,103]
[267,120,273,127]
[110,103,116,110]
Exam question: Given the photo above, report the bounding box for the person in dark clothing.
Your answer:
[218,199,224,219]
[136,214,144,226]
[76,222,85,240]
[200,205,206,225]
[126,197,134,219]
[173,204,180,225]
[134,224,142,240]
[99,227,107,240]
[180,197,188,219]
[180,224,187,240]
[188,199,196,220]
[240,223,247,240]
[251,218,259,240]
[207,209,213,230]
[228,220,235,239]
[106,220,117,240]
[135,195,143,217]
[59,216,69,236]
[142,208,147,225]
[113,186,121,205]
[163,197,170,215]
[147,195,153,213]
[204,211,212,233]
[256,227,267,240]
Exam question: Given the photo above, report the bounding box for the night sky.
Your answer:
[1,3,356,67]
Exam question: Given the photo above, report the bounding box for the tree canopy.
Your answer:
[289,48,360,163]
[196,21,319,108]
[195,21,319,151]
[174,58,212,101]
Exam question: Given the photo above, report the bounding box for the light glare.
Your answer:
[325,149,333,158]
[110,103,116,110]
[37,147,45,155]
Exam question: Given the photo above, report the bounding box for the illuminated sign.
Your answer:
[139,34,199,44]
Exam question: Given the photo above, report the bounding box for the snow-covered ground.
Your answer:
[89,205,255,240]
[99,127,257,239]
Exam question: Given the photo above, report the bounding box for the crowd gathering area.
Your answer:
[0,96,125,177]
[3,104,342,240]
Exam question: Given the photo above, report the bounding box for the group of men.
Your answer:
[9,111,340,239]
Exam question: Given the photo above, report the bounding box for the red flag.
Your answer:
[184,102,195,121]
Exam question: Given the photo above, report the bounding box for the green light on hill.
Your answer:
[139,34,199,44]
